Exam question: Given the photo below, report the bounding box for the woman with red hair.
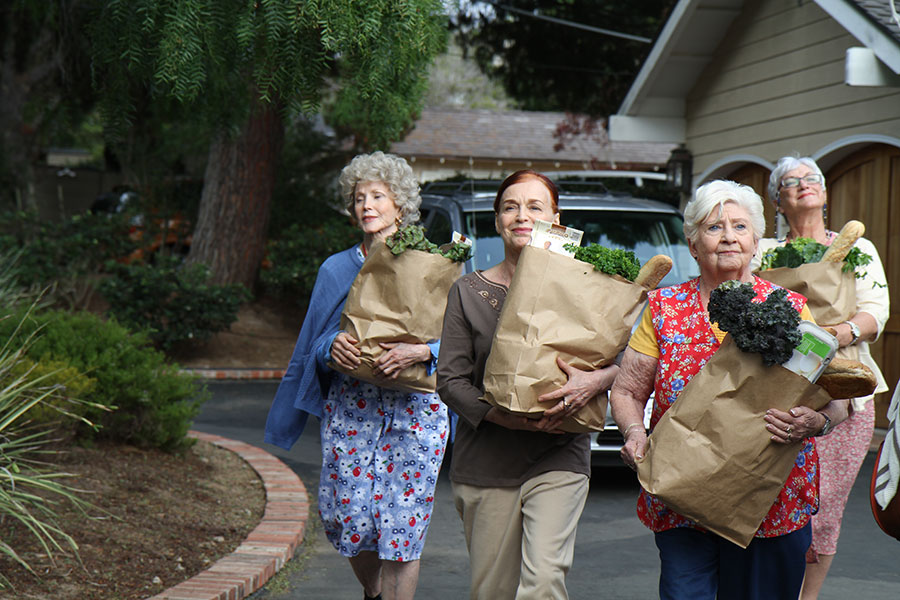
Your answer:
[437,170,618,599]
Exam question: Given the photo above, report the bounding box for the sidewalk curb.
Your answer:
[182,368,285,380]
[147,431,308,600]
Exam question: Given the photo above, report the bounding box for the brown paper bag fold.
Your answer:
[482,245,648,433]
[331,242,462,393]
[636,336,833,548]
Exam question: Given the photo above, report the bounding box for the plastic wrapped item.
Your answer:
[782,320,838,383]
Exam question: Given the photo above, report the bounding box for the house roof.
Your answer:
[609,0,900,143]
[389,108,676,170]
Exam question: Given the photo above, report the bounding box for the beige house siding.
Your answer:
[684,0,900,177]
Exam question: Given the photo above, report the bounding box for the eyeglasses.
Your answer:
[780,174,823,189]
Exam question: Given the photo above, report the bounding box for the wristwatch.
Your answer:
[815,413,833,437]
[844,320,861,345]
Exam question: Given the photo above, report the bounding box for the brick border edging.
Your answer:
[147,431,309,600]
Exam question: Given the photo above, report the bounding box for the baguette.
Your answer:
[821,220,865,263]
[815,357,876,399]
[634,255,673,289]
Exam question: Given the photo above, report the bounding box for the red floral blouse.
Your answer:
[631,276,819,538]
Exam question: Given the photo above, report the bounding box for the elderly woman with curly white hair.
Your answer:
[611,180,849,600]
[265,151,449,600]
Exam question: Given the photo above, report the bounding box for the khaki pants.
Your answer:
[453,470,589,600]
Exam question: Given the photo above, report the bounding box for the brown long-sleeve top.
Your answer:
[436,271,590,487]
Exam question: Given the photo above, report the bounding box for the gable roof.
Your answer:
[389,108,676,171]
[609,0,900,143]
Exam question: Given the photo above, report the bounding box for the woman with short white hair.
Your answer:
[611,179,849,600]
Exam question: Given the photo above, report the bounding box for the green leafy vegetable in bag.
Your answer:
[707,280,801,366]
[563,243,641,282]
[385,225,472,263]
[758,237,871,278]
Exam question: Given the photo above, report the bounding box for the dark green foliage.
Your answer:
[88,0,449,149]
[707,280,801,366]
[268,116,349,240]
[758,237,872,278]
[0,309,206,451]
[0,210,138,308]
[385,225,473,262]
[454,1,673,116]
[565,243,641,281]
[260,218,361,303]
[99,257,250,350]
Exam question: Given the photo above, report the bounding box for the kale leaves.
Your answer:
[707,280,801,366]
[758,237,871,278]
[384,225,472,263]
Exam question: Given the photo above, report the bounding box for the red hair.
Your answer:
[493,170,559,214]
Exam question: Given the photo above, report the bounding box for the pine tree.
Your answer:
[89,0,447,287]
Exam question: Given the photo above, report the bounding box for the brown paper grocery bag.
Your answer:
[482,245,647,433]
[636,336,833,548]
[755,262,856,327]
[755,262,859,361]
[331,242,462,394]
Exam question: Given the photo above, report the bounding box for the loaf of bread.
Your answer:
[821,220,865,263]
[634,255,673,289]
[815,357,877,399]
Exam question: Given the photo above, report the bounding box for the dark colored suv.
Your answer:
[419,179,699,464]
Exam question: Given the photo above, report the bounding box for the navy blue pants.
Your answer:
[654,524,811,600]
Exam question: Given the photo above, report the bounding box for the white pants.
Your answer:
[453,470,590,600]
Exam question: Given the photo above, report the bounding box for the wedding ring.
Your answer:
[787,432,793,442]
[563,399,570,409]
[786,426,793,434]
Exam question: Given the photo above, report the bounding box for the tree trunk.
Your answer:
[188,99,284,288]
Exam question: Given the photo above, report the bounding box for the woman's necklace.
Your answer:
[785,229,835,244]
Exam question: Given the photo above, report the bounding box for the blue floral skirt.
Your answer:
[318,373,449,561]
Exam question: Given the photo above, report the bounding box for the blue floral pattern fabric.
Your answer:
[318,372,449,561]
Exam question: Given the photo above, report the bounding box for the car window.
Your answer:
[465,209,698,288]
[420,207,454,246]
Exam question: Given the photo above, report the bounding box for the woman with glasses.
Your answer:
[752,155,890,599]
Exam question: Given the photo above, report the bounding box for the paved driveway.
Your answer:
[193,381,900,599]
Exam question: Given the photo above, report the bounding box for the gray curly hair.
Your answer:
[338,151,421,226]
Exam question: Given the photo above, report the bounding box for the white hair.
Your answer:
[338,151,421,226]
[683,180,766,243]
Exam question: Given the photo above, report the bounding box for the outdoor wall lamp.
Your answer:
[666,145,693,193]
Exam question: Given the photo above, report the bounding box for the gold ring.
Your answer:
[563,399,569,409]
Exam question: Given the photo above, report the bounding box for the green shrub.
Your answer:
[0,312,98,589]
[0,210,137,309]
[261,217,361,302]
[6,357,97,429]
[0,309,206,451]
[98,256,250,349]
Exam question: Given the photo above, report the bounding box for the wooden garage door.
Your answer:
[728,163,776,235]
[827,144,899,428]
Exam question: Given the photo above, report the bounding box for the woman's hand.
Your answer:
[537,358,619,427]
[764,400,849,444]
[372,342,431,379]
[484,407,560,432]
[621,426,649,471]
[331,332,361,370]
